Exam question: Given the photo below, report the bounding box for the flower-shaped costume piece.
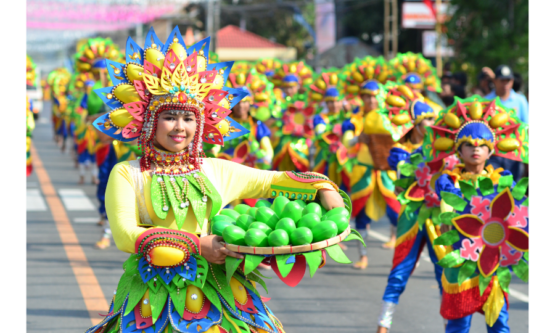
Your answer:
[427,96,529,329]
[273,100,315,172]
[86,27,343,333]
[254,58,282,86]
[26,55,38,88]
[26,97,35,177]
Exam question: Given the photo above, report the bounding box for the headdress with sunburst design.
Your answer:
[92,27,250,174]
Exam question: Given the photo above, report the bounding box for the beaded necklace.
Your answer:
[145,143,220,230]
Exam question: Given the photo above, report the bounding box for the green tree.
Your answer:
[446,0,528,86]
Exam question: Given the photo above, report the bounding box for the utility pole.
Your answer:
[214,0,220,51]
[435,0,442,77]
[383,0,398,60]
[206,0,214,52]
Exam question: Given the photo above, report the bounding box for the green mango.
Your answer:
[247,207,259,219]
[212,215,235,224]
[245,229,269,247]
[271,196,290,217]
[329,214,350,233]
[297,213,321,230]
[211,221,234,236]
[255,200,272,208]
[222,225,246,245]
[311,220,338,242]
[248,222,273,236]
[275,218,297,237]
[294,199,307,208]
[236,214,255,231]
[255,207,280,229]
[268,229,290,247]
[234,204,251,215]
[280,201,304,223]
[291,227,313,246]
[323,207,350,220]
[220,208,240,220]
[302,202,323,217]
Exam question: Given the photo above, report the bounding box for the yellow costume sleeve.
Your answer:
[105,162,145,254]
[260,136,274,162]
[205,158,338,208]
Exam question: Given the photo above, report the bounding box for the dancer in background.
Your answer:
[427,96,529,332]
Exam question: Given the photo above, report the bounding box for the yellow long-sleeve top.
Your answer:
[106,157,337,254]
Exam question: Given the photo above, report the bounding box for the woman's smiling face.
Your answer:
[152,110,197,152]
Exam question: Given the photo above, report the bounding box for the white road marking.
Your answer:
[508,288,529,303]
[367,229,529,303]
[74,217,100,224]
[38,117,49,124]
[27,189,47,211]
[58,188,96,211]
[367,229,390,242]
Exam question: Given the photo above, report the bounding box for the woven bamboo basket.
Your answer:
[222,226,351,255]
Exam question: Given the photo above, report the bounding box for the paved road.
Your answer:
[27,102,528,333]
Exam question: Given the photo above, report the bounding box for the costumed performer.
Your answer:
[27,96,36,177]
[75,37,127,232]
[309,71,350,188]
[426,96,529,332]
[375,84,455,331]
[85,26,344,333]
[340,61,390,267]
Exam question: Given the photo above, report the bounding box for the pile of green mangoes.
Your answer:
[211,197,350,247]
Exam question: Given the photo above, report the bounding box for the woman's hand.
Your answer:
[200,235,243,264]
[318,189,345,211]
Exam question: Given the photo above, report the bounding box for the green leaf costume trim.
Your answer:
[457,260,477,286]
[479,274,492,296]
[441,192,468,211]
[325,244,352,264]
[437,249,465,268]
[433,229,460,246]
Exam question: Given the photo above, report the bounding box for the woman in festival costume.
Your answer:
[374,84,455,331]
[424,96,528,333]
[85,26,344,333]
[26,97,36,176]
[273,61,314,99]
[389,52,445,113]
[309,71,351,188]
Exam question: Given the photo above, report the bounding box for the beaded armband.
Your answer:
[269,171,339,200]
[135,229,201,268]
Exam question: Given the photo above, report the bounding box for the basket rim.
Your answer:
[221,226,352,255]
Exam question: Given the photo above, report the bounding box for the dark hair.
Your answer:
[453,72,468,87]
[452,84,466,98]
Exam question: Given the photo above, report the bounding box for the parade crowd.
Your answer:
[26,29,529,333]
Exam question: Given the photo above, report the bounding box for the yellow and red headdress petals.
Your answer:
[390,52,441,93]
[308,72,344,103]
[275,61,313,88]
[423,96,529,163]
[92,26,250,146]
[380,82,433,140]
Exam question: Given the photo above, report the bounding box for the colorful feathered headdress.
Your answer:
[26,55,37,87]
[380,82,436,141]
[423,96,529,163]
[91,27,250,173]
[308,71,344,103]
[274,61,313,88]
[75,37,124,73]
[344,56,392,95]
[390,52,441,93]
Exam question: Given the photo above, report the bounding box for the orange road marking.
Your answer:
[31,144,108,326]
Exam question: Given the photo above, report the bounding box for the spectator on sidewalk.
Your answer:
[484,65,529,180]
